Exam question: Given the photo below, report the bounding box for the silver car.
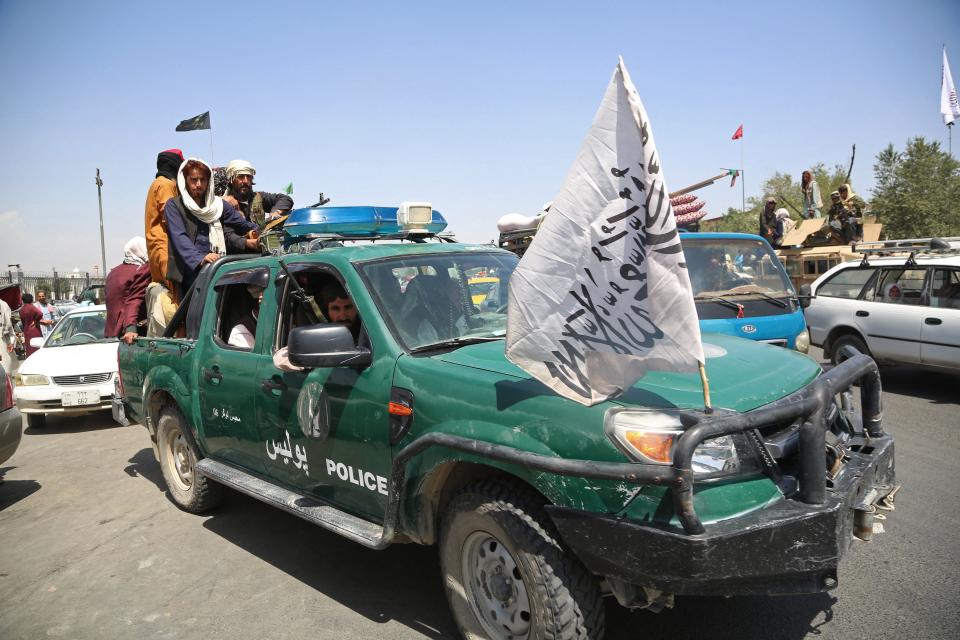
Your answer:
[804,253,960,369]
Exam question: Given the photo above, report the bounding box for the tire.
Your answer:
[439,479,604,640]
[156,405,223,513]
[830,333,869,366]
[26,413,46,429]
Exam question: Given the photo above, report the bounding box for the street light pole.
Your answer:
[95,169,106,280]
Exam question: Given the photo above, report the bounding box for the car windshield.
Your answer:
[359,251,517,352]
[684,238,794,299]
[45,311,115,347]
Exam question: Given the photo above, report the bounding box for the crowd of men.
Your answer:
[759,181,867,248]
[104,150,294,344]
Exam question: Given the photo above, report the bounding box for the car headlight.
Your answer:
[15,373,50,386]
[605,409,746,477]
[795,329,810,353]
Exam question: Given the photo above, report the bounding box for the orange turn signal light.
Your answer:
[388,402,413,417]
[624,431,675,464]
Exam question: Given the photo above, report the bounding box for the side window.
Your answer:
[276,269,363,350]
[817,267,876,299]
[867,268,927,305]
[214,283,262,351]
[930,269,960,309]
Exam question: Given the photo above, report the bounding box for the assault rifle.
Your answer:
[277,258,327,323]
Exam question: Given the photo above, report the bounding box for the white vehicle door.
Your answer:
[922,268,960,369]
[807,266,878,346]
[859,267,927,364]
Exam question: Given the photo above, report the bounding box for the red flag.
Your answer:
[731,124,743,140]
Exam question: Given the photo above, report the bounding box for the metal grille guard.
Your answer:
[388,354,882,540]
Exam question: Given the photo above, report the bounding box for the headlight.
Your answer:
[795,329,810,353]
[15,373,50,386]
[605,409,745,477]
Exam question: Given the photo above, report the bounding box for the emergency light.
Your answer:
[280,204,449,247]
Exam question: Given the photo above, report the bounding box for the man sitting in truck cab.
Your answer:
[319,281,360,342]
[228,283,264,349]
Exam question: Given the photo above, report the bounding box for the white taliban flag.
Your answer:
[943,46,960,126]
[506,57,704,406]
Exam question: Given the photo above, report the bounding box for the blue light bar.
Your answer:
[282,206,448,243]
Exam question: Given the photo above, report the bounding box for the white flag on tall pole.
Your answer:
[942,46,960,126]
[505,57,704,406]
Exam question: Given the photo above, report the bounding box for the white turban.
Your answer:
[226,159,256,180]
[123,236,148,266]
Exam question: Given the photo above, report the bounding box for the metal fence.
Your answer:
[0,269,104,301]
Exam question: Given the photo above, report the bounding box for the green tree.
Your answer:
[870,137,960,239]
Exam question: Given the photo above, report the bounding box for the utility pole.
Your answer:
[95,169,106,280]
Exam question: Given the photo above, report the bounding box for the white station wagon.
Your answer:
[804,242,960,370]
[14,305,119,428]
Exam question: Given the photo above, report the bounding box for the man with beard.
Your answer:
[320,281,360,342]
[758,196,778,245]
[221,159,293,227]
[165,158,260,298]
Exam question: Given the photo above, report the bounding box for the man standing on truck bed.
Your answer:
[165,158,260,297]
[221,159,293,227]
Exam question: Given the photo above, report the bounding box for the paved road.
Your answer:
[1,350,957,640]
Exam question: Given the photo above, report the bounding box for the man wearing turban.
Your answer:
[221,159,294,227]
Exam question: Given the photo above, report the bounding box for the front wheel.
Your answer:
[439,480,604,640]
[830,333,869,365]
[156,405,223,513]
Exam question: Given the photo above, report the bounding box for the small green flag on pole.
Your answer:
[283,182,293,195]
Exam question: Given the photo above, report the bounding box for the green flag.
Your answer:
[283,182,293,195]
[176,111,211,132]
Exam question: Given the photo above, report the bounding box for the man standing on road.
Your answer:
[221,159,293,227]
[34,290,59,338]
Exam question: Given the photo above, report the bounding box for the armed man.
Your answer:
[221,159,293,227]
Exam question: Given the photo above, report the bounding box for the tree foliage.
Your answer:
[870,137,960,239]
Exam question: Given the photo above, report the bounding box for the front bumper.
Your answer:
[14,382,113,415]
[547,432,895,597]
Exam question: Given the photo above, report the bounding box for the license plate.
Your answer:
[62,389,99,407]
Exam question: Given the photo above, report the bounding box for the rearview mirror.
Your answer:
[288,324,371,369]
[798,284,813,309]
[29,337,44,348]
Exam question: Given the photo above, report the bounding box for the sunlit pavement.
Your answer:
[0,349,957,639]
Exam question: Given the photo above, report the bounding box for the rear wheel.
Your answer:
[26,413,46,429]
[439,479,604,640]
[156,405,223,513]
[830,333,869,365]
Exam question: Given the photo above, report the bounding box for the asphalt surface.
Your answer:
[1,349,958,640]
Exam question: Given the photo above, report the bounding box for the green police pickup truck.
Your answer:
[117,206,896,640]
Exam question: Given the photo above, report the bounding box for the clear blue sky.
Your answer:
[1,0,957,273]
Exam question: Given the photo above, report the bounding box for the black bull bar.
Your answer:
[391,353,882,538]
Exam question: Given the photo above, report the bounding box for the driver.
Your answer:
[319,281,360,342]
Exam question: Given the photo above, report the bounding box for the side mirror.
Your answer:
[29,337,44,348]
[288,324,371,369]
[798,284,813,309]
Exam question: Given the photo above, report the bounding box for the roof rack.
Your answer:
[855,237,960,267]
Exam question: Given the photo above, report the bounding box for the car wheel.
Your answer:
[831,333,870,366]
[439,479,604,640]
[156,405,223,513]
[26,413,46,429]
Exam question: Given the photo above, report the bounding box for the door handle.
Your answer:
[855,310,869,317]
[925,317,943,326]
[261,378,287,396]
[202,367,222,384]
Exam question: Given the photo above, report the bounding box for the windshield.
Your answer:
[45,310,115,347]
[359,252,517,351]
[683,238,794,298]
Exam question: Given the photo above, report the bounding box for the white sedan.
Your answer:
[14,305,118,428]
[804,254,960,370]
